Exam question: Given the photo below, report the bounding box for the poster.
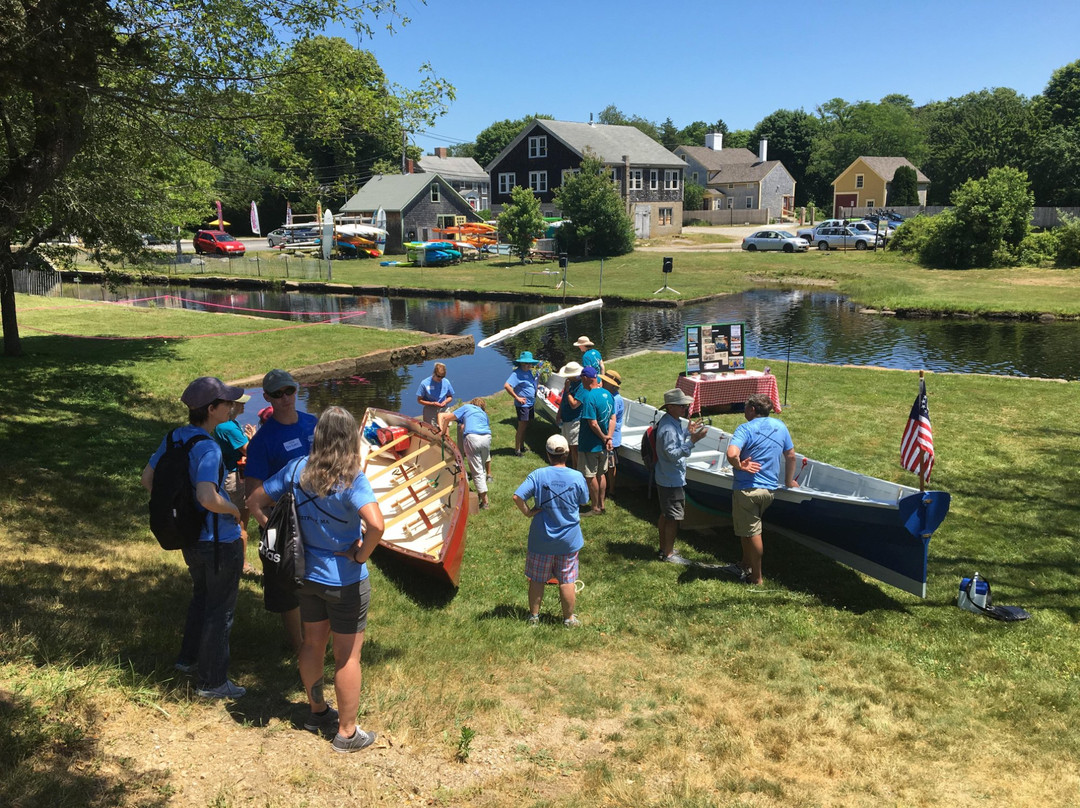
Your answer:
[685,322,745,373]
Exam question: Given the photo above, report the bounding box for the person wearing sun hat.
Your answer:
[503,350,541,457]
[554,361,584,470]
[573,335,605,375]
[140,376,247,700]
[600,369,624,495]
[654,388,708,563]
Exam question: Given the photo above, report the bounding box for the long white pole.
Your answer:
[476,299,603,348]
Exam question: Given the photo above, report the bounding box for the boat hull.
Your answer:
[360,408,470,587]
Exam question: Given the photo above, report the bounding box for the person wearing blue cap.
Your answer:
[503,351,540,457]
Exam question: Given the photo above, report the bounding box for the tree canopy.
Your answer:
[497,185,545,264]
[553,151,634,258]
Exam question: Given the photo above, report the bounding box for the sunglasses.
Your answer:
[267,386,297,399]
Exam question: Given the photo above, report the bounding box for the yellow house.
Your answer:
[832,157,930,216]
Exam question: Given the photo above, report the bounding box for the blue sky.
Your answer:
[342,0,1079,154]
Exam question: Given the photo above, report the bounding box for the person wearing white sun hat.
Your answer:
[573,335,605,375]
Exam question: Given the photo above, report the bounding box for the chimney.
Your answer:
[434,147,448,158]
[705,132,723,151]
[589,112,595,127]
[406,158,415,174]
[759,138,768,163]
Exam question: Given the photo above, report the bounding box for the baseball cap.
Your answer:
[262,368,298,393]
[545,434,570,455]
[180,377,245,409]
[581,366,599,379]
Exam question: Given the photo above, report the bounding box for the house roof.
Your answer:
[486,119,685,171]
[705,160,787,185]
[843,156,930,184]
[416,155,488,182]
[339,173,473,214]
[676,145,759,169]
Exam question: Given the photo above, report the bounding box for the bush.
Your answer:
[1017,230,1060,266]
[1054,212,1080,267]
[887,214,937,256]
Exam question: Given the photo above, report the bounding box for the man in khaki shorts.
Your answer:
[725,394,798,584]
[576,367,615,515]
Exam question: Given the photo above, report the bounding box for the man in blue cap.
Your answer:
[503,351,540,457]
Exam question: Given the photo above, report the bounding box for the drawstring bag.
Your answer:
[957,573,1030,622]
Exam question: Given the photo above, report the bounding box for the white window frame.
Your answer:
[659,207,673,226]
[865,199,875,209]
[498,172,516,194]
[727,197,734,209]
[430,182,440,203]
[529,170,548,193]
[528,135,547,158]
[855,174,864,189]
[745,196,754,209]
[664,170,680,191]
[650,169,658,190]
[628,169,643,191]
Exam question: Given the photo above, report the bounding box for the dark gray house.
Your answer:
[339,173,483,254]
[675,134,796,218]
[486,118,685,237]
[416,148,490,212]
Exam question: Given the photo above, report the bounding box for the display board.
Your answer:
[685,322,745,373]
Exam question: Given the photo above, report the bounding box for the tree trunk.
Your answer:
[0,252,23,357]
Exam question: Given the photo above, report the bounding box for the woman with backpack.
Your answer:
[247,406,384,753]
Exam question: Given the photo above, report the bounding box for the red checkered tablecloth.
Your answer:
[676,371,782,415]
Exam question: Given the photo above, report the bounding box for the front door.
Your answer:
[634,205,651,238]
[834,193,858,218]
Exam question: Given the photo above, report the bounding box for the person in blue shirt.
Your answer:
[577,367,616,515]
[438,397,493,510]
[725,394,798,585]
[513,434,590,627]
[141,376,247,700]
[213,394,256,573]
[416,362,455,427]
[573,335,605,375]
[245,368,317,654]
[503,350,540,457]
[600,370,625,496]
[654,388,708,563]
[248,406,384,753]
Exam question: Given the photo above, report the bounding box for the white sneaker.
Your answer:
[196,679,247,699]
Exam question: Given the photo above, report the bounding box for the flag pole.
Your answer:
[917,370,926,492]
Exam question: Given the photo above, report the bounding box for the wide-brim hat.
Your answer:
[514,351,540,364]
[552,361,583,381]
[662,388,694,408]
[600,370,621,389]
[573,335,594,348]
[181,376,245,409]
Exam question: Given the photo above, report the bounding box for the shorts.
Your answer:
[262,571,300,613]
[515,404,534,422]
[298,577,370,634]
[223,470,246,511]
[732,488,774,537]
[657,485,685,520]
[525,551,579,584]
[560,419,580,444]
[581,450,608,478]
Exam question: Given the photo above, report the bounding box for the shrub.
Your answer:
[1054,212,1080,267]
[887,214,937,256]
[889,165,920,206]
[1017,230,1059,266]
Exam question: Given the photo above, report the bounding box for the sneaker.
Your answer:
[486,473,494,482]
[564,615,582,628]
[721,563,751,582]
[514,450,524,457]
[332,728,377,753]
[661,553,689,565]
[525,613,540,626]
[174,660,197,675]
[196,679,246,700]
[304,706,339,735]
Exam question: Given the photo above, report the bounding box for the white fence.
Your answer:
[683,208,773,226]
[837,205,1080,228]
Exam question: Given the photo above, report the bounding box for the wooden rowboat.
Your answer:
[536,385,950,598]
[359,408,470,586]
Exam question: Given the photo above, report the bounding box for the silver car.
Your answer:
[811,226,882,251]
[741,230,809,253]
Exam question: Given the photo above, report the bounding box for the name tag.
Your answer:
[283,438,303,452]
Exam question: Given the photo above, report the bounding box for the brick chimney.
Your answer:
[405,158,415,174]
[434,147,448,158]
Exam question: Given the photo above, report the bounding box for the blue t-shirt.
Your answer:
[514,465,589,555]
[578,387,615,453]
[416,375,454,405]
[453,403,491,436]
[245,412,318,481]
[558,379,583,422]
[581,348,603,370]
[611,395,625,448]
[505,367,537,407]
[213,418,247,473]
[149,425,241,543]
[730,417,793,491]
[262,457,378,586]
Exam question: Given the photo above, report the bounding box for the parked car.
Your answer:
[810,226,881,251]
[193,229,246,256]
[741,230,809,253]
[267,226,319,247]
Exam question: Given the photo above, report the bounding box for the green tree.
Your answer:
[553,152,635,257]
[472,115,551,168]
[597,105,660,141]
[683,181,705,212]
[748,109,819,205]
[498,185,545,265]
[889,165,920,206]
[725,129,752,150]
[1043,59,1080,126]
[659,118,680,151]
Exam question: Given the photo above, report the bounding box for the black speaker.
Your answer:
[662,256,673,274]
[559,253,568,269]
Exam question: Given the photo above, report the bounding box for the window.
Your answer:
[561,168,579,185]
[498,173,516,194]
[664,170,680,191]
[855,174,864,189]
[430,183,440,202]
[745,197,754,209]
[629,169,643,190]
[691,171,699,183]
[865,199,875,208]
[727,197,734,209]
[529,170,548,193]
[528,135,547,158]
[650,169,658,190]
[659,208,673,226]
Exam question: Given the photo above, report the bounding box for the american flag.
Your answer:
[901,377,934,480]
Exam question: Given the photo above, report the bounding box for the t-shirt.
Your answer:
[514,465,589,555]
[245,411,318,482]
[262,457,377,586]
[730,417,793,491]
[558,379,583,422]
[453,403,491,436]
[581,348,603,370]
[578,387,614,453]
[213,418,248,473]
[505,367,537,407]
[416,375,454,405]
[148,425,241,543]
[611,395,625,448]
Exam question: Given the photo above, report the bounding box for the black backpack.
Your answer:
[148,429,220,550]
[258,465,306,590]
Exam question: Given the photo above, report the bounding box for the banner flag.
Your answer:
[250,201,260,235]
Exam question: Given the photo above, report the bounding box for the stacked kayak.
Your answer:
[380,241,462,267]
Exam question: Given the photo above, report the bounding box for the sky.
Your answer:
[338,0,1080,155]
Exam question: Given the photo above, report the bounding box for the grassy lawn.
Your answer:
[70,246,1080,317]
[2,298,1078,806]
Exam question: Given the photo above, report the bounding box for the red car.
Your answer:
[193,229,246,256]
